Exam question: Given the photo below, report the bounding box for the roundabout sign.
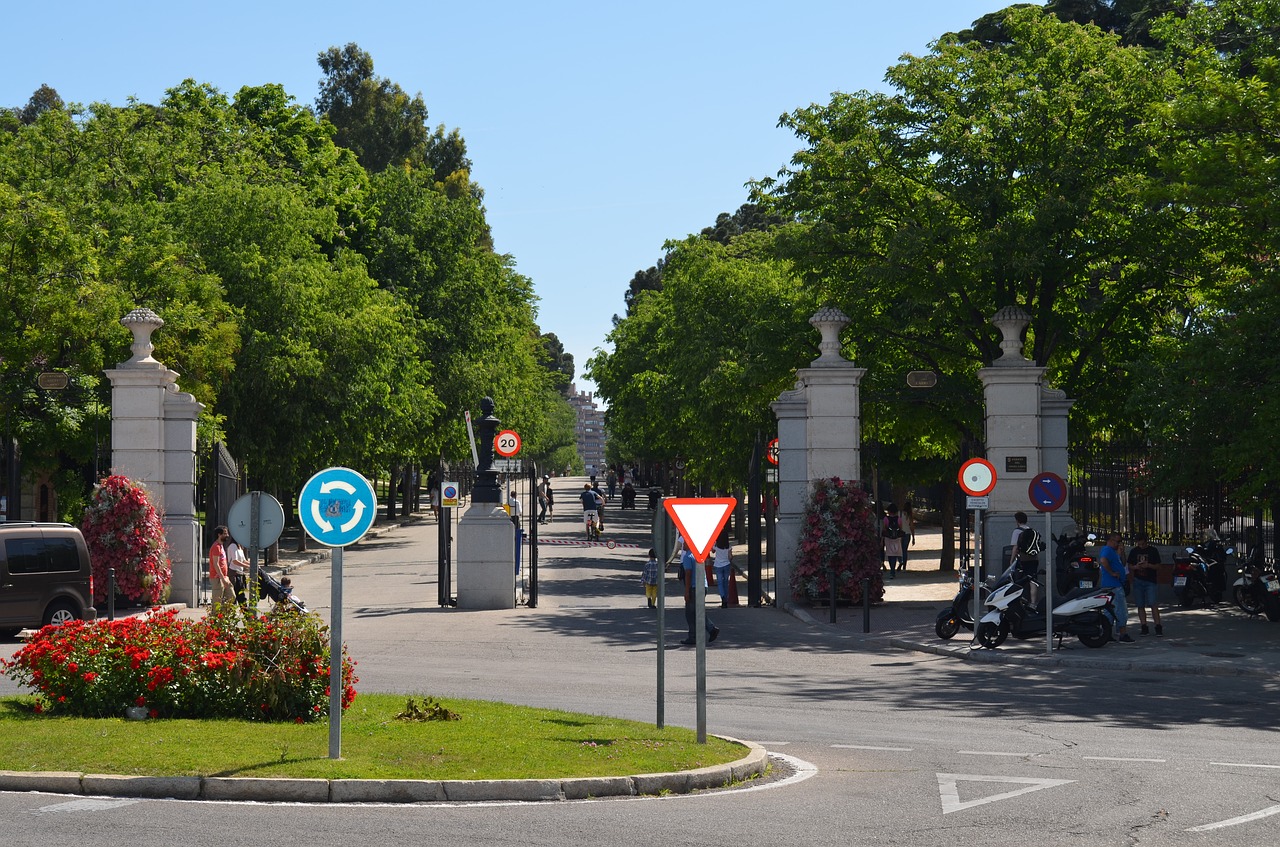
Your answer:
[298,466,377,547]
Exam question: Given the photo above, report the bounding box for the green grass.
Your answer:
[0,694,744,781]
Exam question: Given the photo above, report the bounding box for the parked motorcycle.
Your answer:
[1053,531,1099,591]
[1232,546,1280,619]
[1173,534,1229,608]
[935,567,986,639]
[975,577,1116,650]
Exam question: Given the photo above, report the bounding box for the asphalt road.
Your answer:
[4,486,1279,846]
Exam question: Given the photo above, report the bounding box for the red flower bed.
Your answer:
[791,477,884,605]
[80,475,171,606]
[1,607,357,721]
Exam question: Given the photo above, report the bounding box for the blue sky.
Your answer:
[3,0,1005,393]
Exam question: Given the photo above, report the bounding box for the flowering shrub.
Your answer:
[81,475,171,606]
[791,477,884,605]
[0,606,357,721]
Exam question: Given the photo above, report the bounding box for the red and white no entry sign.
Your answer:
[494,429,522,457]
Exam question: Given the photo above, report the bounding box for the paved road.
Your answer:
[3,480,1280,845]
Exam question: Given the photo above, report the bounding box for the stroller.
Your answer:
[258,570,308,613]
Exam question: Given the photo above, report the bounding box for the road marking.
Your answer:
[33,798,140,815]
[957,750,1027,757]
[1186,804,1280,832]
[1211,761,1280,770]
[831,744,912,752]
[1082,756,1166,763]
[938,774,1074,814]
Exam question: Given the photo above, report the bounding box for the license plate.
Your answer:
[1079,580,1093,589]
[1174,576,1187,587]
[1266,578,1280,594]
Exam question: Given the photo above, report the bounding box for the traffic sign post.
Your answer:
[298,467,377,761]
[958,459,997,632]
[227,491,285,606]
[1029,472,1067,657]
[662,497,737,744]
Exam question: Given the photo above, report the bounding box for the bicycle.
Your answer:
[585,511,600,542]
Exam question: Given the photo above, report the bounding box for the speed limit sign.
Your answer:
[494,429,522,458]
[767,437,779,466]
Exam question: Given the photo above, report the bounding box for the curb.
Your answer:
[0,737,767,804]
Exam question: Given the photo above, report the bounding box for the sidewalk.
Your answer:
[779,524,1280,680]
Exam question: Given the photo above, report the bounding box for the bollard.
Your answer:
[108,567,116,621]
[862,577,871,633]
[829,568,838,624]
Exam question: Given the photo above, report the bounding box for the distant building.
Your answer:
[567,384,606,478]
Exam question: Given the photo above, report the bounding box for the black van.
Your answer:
[0,522,97,635]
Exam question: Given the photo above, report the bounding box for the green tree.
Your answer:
[756,7,1189,447]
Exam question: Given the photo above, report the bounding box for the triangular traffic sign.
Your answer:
[663,498,736,563]
[937,773,1074,814]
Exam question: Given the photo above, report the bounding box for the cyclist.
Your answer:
[580,483,603,540]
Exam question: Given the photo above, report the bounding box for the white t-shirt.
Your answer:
[713,545,731,568]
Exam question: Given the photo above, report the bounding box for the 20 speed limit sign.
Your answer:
[494,429,522,458]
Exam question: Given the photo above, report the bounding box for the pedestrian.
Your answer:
[507,489,522,528]
[680,546,719,645]
[607,468,618,501]
[536,475,550,523]
[882,503,906,578]
[1009,511,1031,569]
[1128,533,1163,636]
[712,531,733,608]
[224,535,251,604]
[1099,532,1134,642]
[426,471,440,519]
[900,500,916,568]
[641,548,661,609]
[208,525,235,609]
[544,476,555,518]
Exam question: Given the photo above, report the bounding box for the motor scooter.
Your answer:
[1053,531,1099,591]
[975,572,1116,650]
[935,567,986,639]
[1232,546,1280,618]
[1173,533,1229,608]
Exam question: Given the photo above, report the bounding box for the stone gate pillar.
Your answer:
[771,307,867,602]
[104,309,204,607]
[978,306,1075,569]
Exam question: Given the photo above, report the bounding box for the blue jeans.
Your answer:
[715,565,731,601]
[1107,585,1128,631]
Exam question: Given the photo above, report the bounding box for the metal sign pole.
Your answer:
[972,509,982,632]
[695,552,706,744]
[329,545,343,759]
[1045,509,1054,656]
[249,492,260,604]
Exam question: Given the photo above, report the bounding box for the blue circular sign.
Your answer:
[1028,472,1067,512]
[298,466,377,547]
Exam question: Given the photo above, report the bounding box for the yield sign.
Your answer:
[663,498,736,563]
[937,774,1074,814]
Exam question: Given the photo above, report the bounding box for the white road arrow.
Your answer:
[340,498,367,533]
[937,774,1074,814]
[1186,804,1280,832]
[310,500,333,533]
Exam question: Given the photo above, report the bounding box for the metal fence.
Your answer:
[1068,442,1274,562]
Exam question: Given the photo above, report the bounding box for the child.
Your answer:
[641,548,661,609]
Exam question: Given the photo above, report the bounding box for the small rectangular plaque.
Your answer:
[1005,456,1028,473]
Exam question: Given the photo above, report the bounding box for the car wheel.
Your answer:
[42,599,79,627]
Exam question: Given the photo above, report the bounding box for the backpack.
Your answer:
[883,515,905,540]
[1016,527,1045,559]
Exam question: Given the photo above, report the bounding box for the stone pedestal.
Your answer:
[455,503,516,609]
[104,309,203,607]
[978,307,1075,568]
[771,308,867,599]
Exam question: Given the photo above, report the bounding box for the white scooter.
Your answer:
[976,574,1117,650]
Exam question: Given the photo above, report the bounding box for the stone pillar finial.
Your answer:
[991,305,1032,365]
[120,308,165,365]
[809,306,851,365]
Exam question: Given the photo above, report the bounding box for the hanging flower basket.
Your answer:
[791,477,884,605]
[81,475,172,606]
